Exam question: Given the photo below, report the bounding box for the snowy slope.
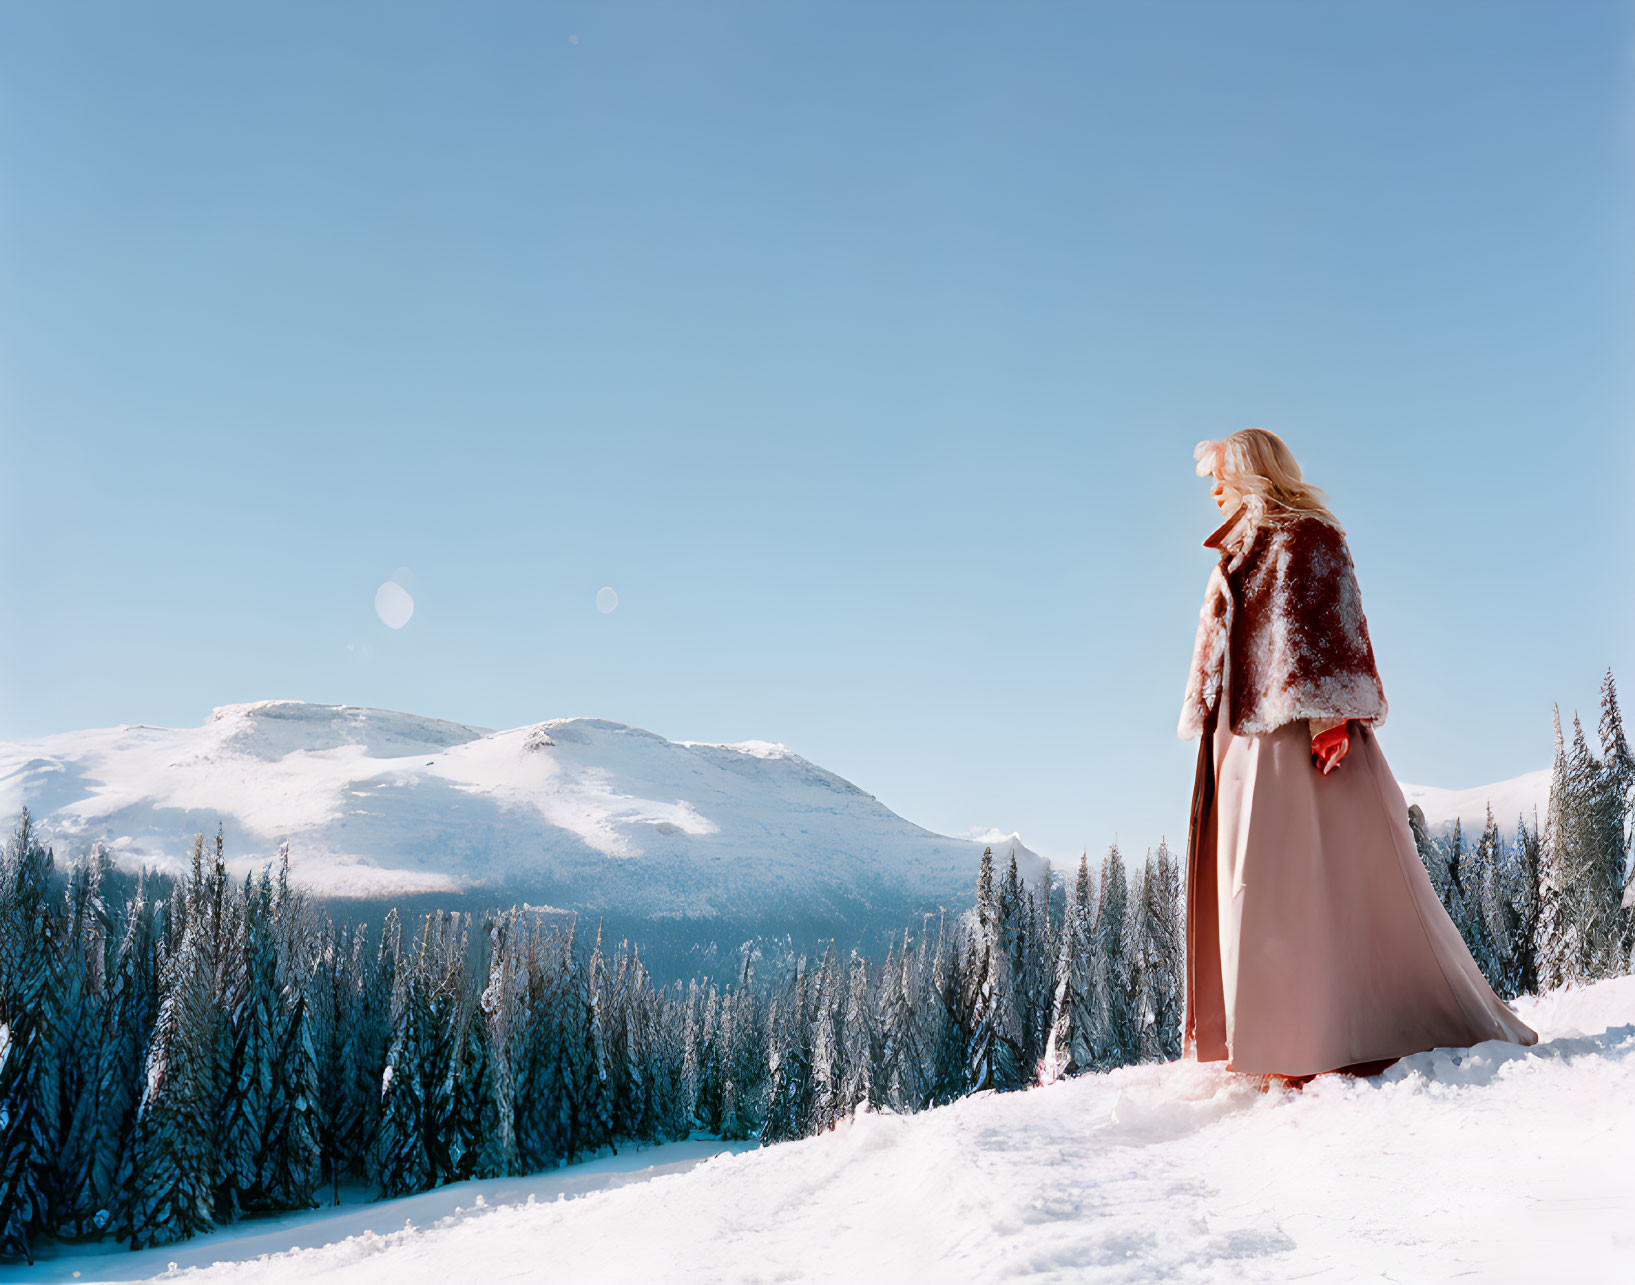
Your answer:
[0,701,1043,919]
[46,974,1635,1284]
[1400,768,1552,839]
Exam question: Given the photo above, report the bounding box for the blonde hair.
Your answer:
[1194,428,1343,534]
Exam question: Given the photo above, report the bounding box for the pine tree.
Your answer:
[721,952,763,1142]
[97,879,160,1245]
[216,873,276,1218]
[1569,714,1622,979]
[1022,863,1057,1075]
[1144,840,1185,1060]
[129,913,216,1249]
[924,912,967,1106]
[0,810,61,1256]
[997,852,1030,1066]
[838,952,876,1114]
[759,983,804,1145]
[263,931,323,1214]
[1461,809,1504,986]
[1042,852,1099,1083]
[1596,669,1634,964]
[450,1005,503,1182]
[1439,819,1477,948]
[962,848,1023,1093]
[678,978,704,1135]
[1123,856,1156,1061]
[875,940,925,1114]
[374,925,430,1200]
[1537,707,1573,990]
[806,944,842,1134]
[1095,844,1136,1068]
[50,847,112,1239]
[575,923,615,1157]
[0,1021,41,1262]
[1508,811,1542,996]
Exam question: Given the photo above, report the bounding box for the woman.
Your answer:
[1179,428,1538,1084]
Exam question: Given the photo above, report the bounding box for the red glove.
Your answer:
[1311,724,1350,775]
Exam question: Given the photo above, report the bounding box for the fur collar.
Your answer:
[1179,511,1388,739]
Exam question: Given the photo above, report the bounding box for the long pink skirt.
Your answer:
[1184,702,1538,1076]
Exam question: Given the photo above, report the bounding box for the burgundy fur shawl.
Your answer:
[1178,505,1389,740]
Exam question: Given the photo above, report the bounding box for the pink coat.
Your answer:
[1181,506,1537,1075]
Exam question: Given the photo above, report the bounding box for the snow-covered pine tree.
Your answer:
[755,948,807,1144]
[216,872,276,1219]
[508,926,551,1170]
[0,816,56,1262]
[519,928,585,1164]
[1477,806,1524,999]
[52,847,120,1239]
[1408,804,1448,903]
[1122,855,1154,1061]
[1042,851,1097,1084]
[1438,818,1479,950]
[0,810,62,1255]
[723,950,764,1141]
[575,922,615,1158]
[647,980,688,1143]
[1568,713,1622,980]
[449,999,504,1182]
[67,843,140,1235]
[1596,669,1634,965]
[1537,707,1573,991]
[1023,862,1057,1077]
[263,986,322,1209]
[838,951,876,1114]
[95,878,161,1246]
[924,910,967,1105]
[997,852,1032,1068]
[1506,812,1543,996]
[1094,843,1136,1069]
[806,943,842,1133]
[374,918,431,1200]
[627,947,666,1143]
[0,1021,41,1263]
[418,913,464,1186]
[475,914,520,1177]
[318,928,364,1183]
[1462,808,1505,987]
[264,872,324,1212]
[876,938,926,1113]
[962,847,1024,1093]
[129,911,216,1249]
[678,977,703,1134]
[1144,840,1185,1060]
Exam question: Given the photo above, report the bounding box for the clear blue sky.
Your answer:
[2,2,1631,860]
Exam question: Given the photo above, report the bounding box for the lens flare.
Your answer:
[375,580,414,629]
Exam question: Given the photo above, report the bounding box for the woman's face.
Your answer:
[1209,466,1244,517]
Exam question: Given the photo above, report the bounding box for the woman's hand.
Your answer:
[1311,724,1350,775]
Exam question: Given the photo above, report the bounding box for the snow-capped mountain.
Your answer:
[0,701,1043,924]
[1400,768,1552,838]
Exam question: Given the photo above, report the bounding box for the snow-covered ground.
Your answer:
[45,973,1635,1284]
[0,700,1042,916]
[25,1139,757,1283]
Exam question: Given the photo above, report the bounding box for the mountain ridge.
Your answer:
[0,700,1045,930]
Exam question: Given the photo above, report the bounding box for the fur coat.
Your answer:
[1179,504,1388,740]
